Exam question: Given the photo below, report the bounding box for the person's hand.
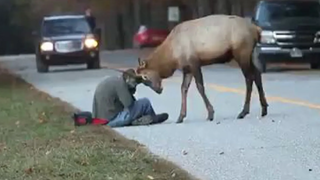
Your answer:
[128,87,137,101]
[128,87,136,95]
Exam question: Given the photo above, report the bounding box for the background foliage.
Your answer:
[0,0,257,55]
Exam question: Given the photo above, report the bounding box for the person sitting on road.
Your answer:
[92,69,169,127]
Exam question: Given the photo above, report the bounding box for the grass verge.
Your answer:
[0,66,196,180]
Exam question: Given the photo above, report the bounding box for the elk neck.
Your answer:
[146,43,178,79]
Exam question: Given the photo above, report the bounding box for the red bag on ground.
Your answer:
[72,111,109,126]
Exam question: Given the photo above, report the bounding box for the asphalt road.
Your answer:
[1,50,320,180]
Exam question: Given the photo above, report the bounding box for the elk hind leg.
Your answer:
[253,67,268,117]
[193,65,214,121]
[237,62,254,119]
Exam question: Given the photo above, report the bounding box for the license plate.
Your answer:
[61,43,78,49]
[66,43,73,49]
[58,43,72,49]
[290,48,303,58]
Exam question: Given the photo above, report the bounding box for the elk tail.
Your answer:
[251,24,264,73]
[252,24,262,43]
[251,47,264,73]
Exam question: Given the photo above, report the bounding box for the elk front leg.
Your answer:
[193,66,214,121]
[177,72,193,123]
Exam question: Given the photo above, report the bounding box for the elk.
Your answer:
[136,14,268,123]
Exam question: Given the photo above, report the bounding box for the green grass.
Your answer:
[0,67,195,180]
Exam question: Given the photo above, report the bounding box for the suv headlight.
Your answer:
[40,42,53,51]
[84,38,98,48]
[260,31,276,44]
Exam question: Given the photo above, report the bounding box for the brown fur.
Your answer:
[136,14,268,123]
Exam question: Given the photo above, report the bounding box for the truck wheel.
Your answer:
[87,57,101,69]
[310,63,320,69]
[36,56,49,73]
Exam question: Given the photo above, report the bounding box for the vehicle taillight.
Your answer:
[140,34,147,41]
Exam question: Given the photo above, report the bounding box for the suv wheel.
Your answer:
[36,56,49,73]
[87,57,101,69]
[310,63,320,69]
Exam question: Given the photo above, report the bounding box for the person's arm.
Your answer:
[86,16,96,30]
[129,87,137,101]
[91,16,96,29]
[116,83,134,108]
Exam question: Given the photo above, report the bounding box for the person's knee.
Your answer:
[135,98,153,109]
[138,97,151,105]
[129,97,155,119]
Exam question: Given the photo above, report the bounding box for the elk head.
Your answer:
[136,58,163,94]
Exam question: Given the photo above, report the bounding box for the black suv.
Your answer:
[250,0,320,72]
[33,14,101,73]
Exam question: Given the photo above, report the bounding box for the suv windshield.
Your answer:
[42,17,91,37]
[256,1,320,22]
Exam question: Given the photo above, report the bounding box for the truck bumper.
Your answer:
[39,50,99,66]
[256,45,320,64]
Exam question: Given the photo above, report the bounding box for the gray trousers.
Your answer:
[107,98,156,127]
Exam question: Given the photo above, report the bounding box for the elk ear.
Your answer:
[122,71,133,80]
[135,74,148,84]
[138,58,147,68]
[141,74,148,80]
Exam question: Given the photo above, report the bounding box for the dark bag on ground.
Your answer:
[72,111,109,126]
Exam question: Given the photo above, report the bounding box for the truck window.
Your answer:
[256,1,320,22]
[42,18,91,37]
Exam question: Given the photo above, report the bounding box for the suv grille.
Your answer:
[55,40,83,53]
[274,31,317,46]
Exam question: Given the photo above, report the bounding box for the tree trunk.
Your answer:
[104,1,121,50]
[215,0,232,15]
[122,0,134,48]
[197,0,211,17]
[133,0,141,31]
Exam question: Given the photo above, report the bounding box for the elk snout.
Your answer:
[153,82,163,94]
[155,87,163,94]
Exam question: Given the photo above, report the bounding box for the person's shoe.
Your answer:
[131,115,153,126]
[151,113,169,124]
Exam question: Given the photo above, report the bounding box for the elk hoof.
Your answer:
[207,117,214,121]
[176,119,183,124]
[261,106,268,117]
[207,114,214,121]
[176,116,184,124]
[237,110,249,119]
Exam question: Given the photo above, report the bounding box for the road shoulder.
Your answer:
[0,65,197,180]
